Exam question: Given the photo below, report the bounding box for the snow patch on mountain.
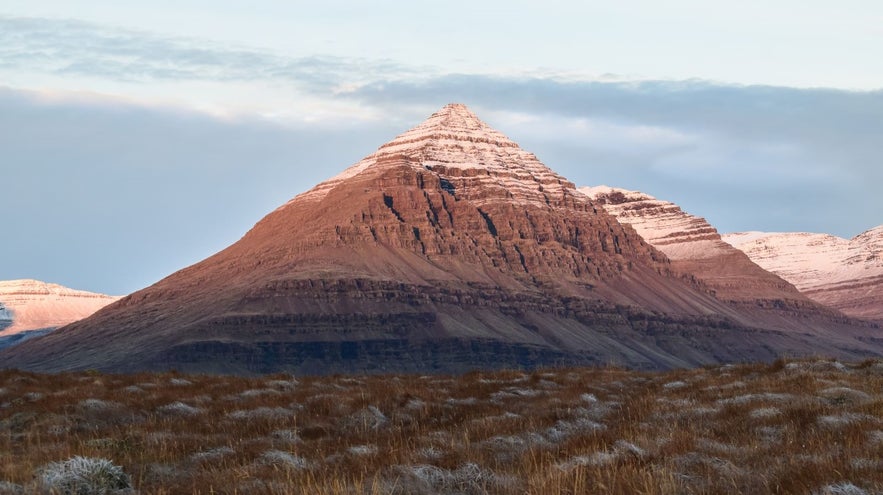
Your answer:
[0,279,121,336]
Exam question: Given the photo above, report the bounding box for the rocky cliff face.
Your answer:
[578,186,813,305]
[0,279,120,336]
[724,227,883,322]
[2,105,880,374]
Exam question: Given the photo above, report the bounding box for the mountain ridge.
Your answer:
[724,228,883,322]
[578,186,820,305]
[0,279,120,337]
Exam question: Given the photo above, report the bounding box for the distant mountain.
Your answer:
[2,105,879,374]
[724,227,883,322]
[0,279,120,338]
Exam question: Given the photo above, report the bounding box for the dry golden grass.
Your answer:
[0,358,881,494]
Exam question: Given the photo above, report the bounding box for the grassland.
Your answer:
[1,358,881,494]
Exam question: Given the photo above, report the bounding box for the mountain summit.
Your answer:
[298,103,574,208]
[3,105,880,373]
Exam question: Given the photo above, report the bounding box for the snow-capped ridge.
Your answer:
[587,183,883,321]
[723,227,883,320]
[723,228,883,289]
[578,184,815,304]
[0,279,120,336]
[578,185,728,260]
[0,279,116,299]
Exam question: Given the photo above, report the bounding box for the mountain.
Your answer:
[724,227,883,322]
[0,279,120,335]
[578,186,814,305]
[1,105,880,374]
[0,279,120,350]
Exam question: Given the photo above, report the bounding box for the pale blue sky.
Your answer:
[1,1,881,294]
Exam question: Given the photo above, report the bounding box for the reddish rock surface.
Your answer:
[2,105,880,373]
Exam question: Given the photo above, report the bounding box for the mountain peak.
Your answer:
[377,103,518,154]
[412,103,488,130]
[426,102,483,124]
[295,103,575,207]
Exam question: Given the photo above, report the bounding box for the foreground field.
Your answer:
[1,358,882,494]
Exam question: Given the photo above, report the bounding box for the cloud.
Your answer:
[344,74,883,145]
[0,16,425,91]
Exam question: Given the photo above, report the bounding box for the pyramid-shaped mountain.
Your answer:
[3,104,880,373]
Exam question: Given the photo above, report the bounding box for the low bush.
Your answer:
[38,456,130,495]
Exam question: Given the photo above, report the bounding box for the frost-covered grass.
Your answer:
[0,358,881,494]
[38,456,131,494]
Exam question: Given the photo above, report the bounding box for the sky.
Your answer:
[1,1,882,295]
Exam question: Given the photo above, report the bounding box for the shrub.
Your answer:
[258,450,309,470]
[156,401,202,416]
[388,463,509,495]
[813,482,869,495]
[38,456,131,495]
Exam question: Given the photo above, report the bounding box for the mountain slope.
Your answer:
[1,105,879,374]
[724,228,883,322]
